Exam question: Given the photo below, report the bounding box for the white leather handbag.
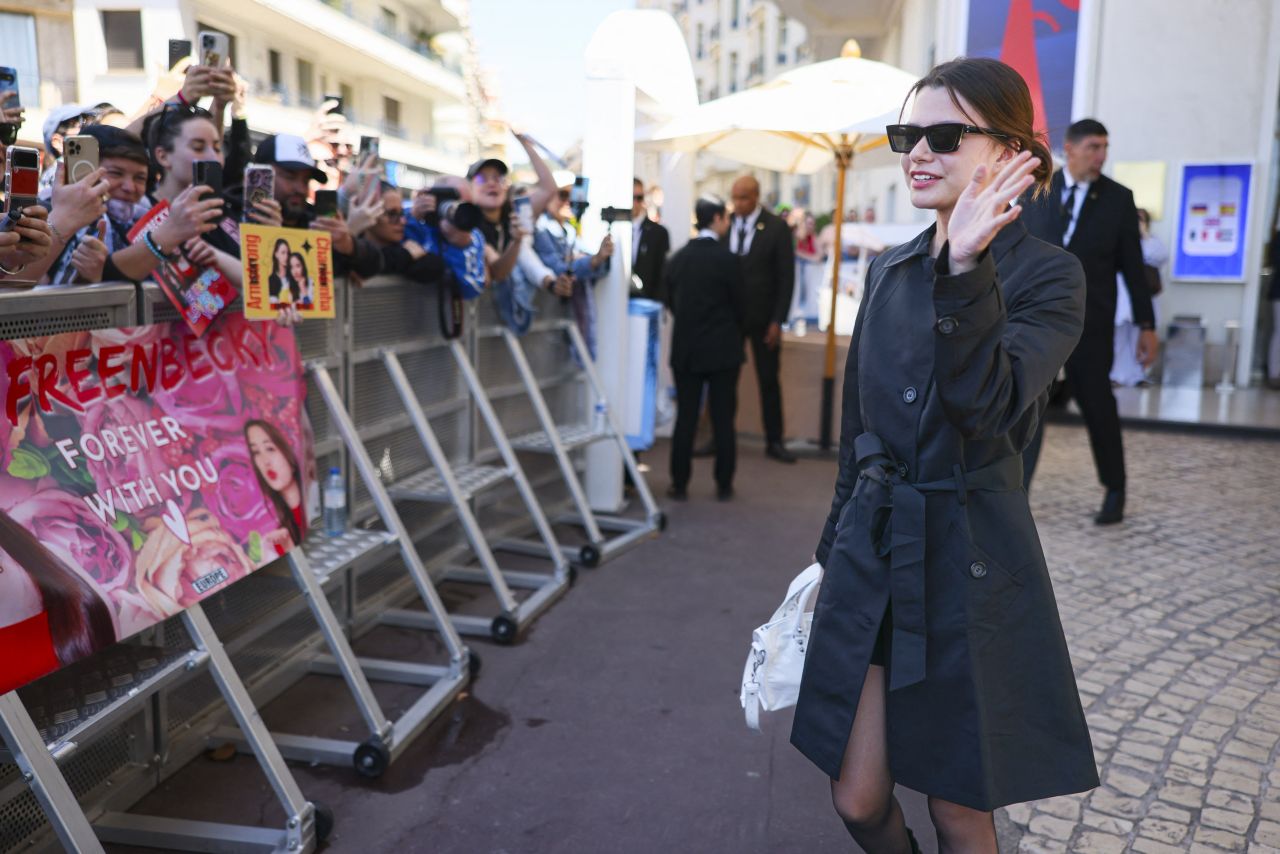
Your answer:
[740,562,823,731]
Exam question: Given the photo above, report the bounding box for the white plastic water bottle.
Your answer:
[323,467,347,538]
[593,399,608,433]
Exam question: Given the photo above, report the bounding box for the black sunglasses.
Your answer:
[886,123,1009,154]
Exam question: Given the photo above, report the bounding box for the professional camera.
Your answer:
[423,186,482,232]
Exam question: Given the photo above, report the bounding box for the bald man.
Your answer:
[724,175,796,462]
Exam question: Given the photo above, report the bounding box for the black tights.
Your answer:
[832,665,998,853]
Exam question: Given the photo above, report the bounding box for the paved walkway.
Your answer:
[1009,425,1280,853]
[117,425,1280,853]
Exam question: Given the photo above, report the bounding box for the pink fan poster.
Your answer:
[0,313,315,695]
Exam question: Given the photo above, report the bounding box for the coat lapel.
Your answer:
[745,212,769,260]
[1068,178,1102,248]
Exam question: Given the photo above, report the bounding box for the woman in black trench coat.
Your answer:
[791,58,1099,852]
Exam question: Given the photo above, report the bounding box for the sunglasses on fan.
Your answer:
[886,123,1009,154]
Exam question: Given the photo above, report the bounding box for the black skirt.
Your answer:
[869,602,891,667]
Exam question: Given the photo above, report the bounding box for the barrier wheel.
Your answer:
[656,512,668,532]
[490,613,518,645]
[353,739,390,778]
[312,801,335,843]
[579,544,601,568]
[468,651,482,680]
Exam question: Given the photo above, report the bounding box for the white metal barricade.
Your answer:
[210,364,474,777]
[497,321,665,566]
[0,604,328,853]
[378,342,573,645]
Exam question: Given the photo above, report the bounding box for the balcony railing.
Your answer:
[710,22,720,39]
[314,0,464,76]
[381,120,407,139]
[708,86,720,100]
[777,50,788,65]
[747,56,764,82]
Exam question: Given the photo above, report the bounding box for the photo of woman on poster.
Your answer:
[288,252,314,308]
[0,508,117,692]
[244,419,307,556]
[268,238,296,308]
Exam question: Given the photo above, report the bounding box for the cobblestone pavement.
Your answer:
[1006,425,1280,853]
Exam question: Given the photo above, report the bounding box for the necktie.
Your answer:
[737,221,749,255]
[1060,184,1077,244]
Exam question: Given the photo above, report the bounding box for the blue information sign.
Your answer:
[1172,163,1253,282]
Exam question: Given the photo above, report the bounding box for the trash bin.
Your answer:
[1162,315,1206,388]
[624,298,662,451]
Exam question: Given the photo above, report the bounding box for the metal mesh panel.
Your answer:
[351,423,442,514]
[0,725,139,853]
[350,280,438,349]
[295,317,338,361]
[474,334,522,388]
[0,309,117,340]
[474,290,504,329]
[0,766,47,852]
[306,366,341,444]
[482,395,540,453]
[351,348,460,428]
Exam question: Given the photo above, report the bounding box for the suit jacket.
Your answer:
[721,208,795,334]
[1021,170,1154,338]
[630,217,671,302]
[663,237,746,374]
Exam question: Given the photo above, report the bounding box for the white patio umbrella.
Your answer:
[639,45,918,451]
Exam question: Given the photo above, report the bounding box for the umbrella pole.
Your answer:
[820,150,850,451]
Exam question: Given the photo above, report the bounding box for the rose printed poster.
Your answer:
[0,313,315,695]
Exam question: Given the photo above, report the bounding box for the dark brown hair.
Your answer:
[0,508,115,665]
[902,57,1054,198]
[244,419,304,546]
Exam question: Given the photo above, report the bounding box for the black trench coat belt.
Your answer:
[853,432,1024,692]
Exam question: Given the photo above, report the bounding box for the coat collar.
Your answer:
[881,224,936,268]
[882,218,1029,268]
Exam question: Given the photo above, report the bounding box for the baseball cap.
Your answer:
[253,133,328,184]
[466,157,508,181]
[42,103,85,154]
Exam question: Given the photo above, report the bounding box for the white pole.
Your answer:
[581,74,636,512]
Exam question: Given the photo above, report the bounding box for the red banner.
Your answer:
[0,313,315,695]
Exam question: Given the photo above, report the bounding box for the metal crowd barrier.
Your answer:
[1,271,661,851]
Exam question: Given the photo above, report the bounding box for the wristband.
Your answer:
[176,89,190,108]
[143,230,173,263]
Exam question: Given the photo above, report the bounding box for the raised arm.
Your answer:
[931,245,1084,440]
[514,133,558,219]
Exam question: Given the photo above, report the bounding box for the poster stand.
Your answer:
[496,321,664,567]
[377,342,573,645]
[0,604,328,853]
[209,364,476,777]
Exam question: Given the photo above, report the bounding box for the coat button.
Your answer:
[969,560,988,579]
[936,316,958,335]
[897,463,909,479]
[903,386,918,404]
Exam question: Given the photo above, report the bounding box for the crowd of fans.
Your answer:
[0,56,613,337]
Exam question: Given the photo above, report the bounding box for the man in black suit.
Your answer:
[629,177,670,301]
[1022,118,1158,524]
[664,196,745,501]
[725,175,796,463]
